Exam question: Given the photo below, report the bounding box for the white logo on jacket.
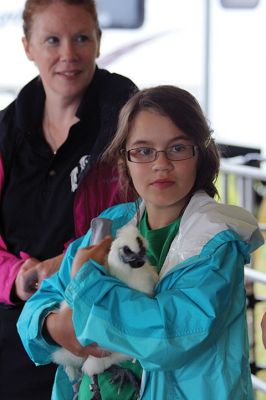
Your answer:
[70,155,91,192]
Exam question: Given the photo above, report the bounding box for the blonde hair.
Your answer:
[22,0,101,39]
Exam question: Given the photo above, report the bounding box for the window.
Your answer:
[221,0,259,8]
[96,0,144,29]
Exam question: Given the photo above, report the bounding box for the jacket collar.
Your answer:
[126,191,263,277]
[14,67,101,133]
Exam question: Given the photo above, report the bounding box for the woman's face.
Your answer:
[126,110,198,225]
[22,3,100,103]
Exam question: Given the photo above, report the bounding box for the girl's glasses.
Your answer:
[121,144,198,163]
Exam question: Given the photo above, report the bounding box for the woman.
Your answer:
[18,86,263,399]
[0,0,137,399]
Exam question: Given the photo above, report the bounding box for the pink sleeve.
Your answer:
[0,236,26,304]
[0,156,29,304]
[73,162,129,238]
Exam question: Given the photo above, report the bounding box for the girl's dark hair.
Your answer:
[103,85,220,200]
[22,0,101,39]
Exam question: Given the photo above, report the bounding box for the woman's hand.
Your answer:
[15,254,64,301]
[15,257,40,301]
[35,253,65,283]
[45,305,110,358]
[71,236,112,278]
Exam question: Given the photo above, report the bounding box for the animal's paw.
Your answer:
[107,365,141,397]
[89,375,102,400]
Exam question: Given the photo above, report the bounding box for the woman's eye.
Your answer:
[46,36,59,45]
[76,35,89,43]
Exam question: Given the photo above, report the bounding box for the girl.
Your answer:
[18,86,263,399]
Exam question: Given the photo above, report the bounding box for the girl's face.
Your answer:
[126,110,198,226]
[22,3,100,103]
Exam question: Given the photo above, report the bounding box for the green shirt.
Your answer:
[138,209,181,272]
[78,360,142,400]
[78,211,181,400]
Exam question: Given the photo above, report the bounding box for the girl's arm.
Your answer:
[17,233,109,365]
[44,304,107,359]
[17,237,83,364]
[65,240,246,371]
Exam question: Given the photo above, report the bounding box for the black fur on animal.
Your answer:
[119,236,147,268]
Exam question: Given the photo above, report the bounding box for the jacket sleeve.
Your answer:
[0,230,74,305]
[0,155,25,304]
[0,238,27,304]
[17,236,84,365]
[65,239,247,371]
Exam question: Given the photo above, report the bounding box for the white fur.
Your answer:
[108,225,159,296]
[52,225,159,380]
[52,342,83,381]
[82,352,130,376]
[52,301,84,380]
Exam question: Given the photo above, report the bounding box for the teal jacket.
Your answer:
[17,191,264,399]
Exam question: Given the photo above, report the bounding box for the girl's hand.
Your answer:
[45,306,110,358]
[71,236,112,278]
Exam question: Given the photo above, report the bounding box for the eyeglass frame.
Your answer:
[120,144,199,163]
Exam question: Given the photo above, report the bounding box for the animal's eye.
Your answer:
[122,245,134,255]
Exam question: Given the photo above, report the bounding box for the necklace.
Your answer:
[43,119,59,155]
[43,111,78,154]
